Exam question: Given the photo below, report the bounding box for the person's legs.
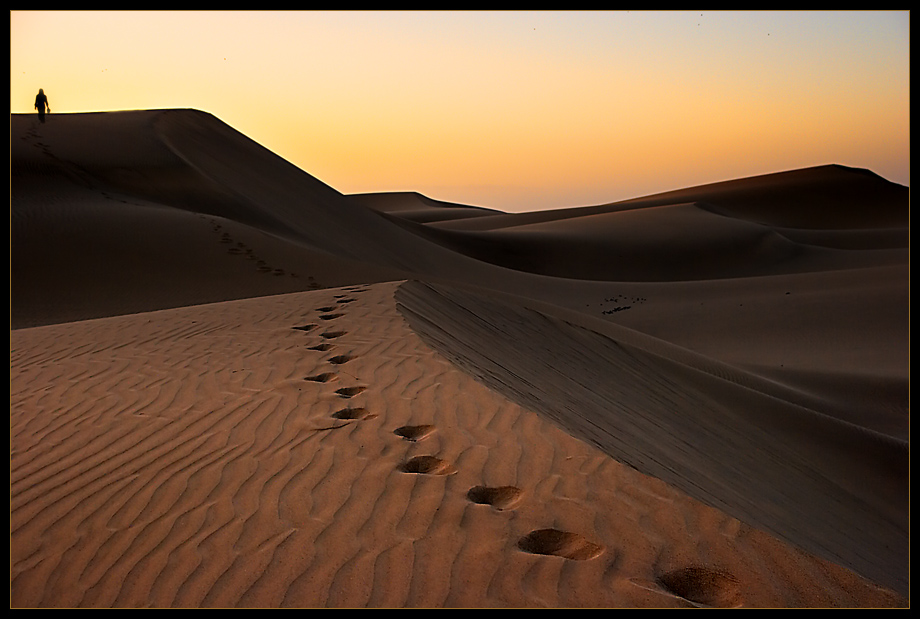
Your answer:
[38,108,45,123]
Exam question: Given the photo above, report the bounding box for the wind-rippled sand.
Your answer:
[10,283,906,607]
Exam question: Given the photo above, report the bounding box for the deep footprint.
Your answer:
[317,306,337,312]
[657,566,742,608]
[293,324,318,332]
[394,425,436,442]
[305,373,338,383]
[320,313,345,320]
[517,528,604,561]
[467,485,524,510]
[309,343,334,351]
[400,455,457,475]
[328,354,355,365]
[321,330,347,339]
[332,407,374,420]
[336,386,366,398]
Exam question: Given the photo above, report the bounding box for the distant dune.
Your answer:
[10,110,909,607]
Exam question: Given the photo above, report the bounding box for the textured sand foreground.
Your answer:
[9,283,906,607]
[11,110,909,607]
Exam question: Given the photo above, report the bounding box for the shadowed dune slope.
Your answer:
[427,164,908,232]
[388,199,906,281]
[12,110,909,320]
[614,164,908,230]
[377,166,908,281]
[10,110,501,327]
[347,191,502,224]
[395,280,909,597]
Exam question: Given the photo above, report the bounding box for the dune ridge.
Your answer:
[10,109,909,607]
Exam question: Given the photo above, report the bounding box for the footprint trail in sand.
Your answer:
[10,281,904,608]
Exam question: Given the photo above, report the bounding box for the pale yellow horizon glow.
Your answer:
[10,11,910,212]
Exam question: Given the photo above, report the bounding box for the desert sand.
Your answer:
[10,110,909,607]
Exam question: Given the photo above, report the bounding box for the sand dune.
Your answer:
[348,191,501,225]
[10,110,909,607]
[396,280,908,596]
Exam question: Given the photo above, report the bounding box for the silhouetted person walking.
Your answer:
[34,89,50,123]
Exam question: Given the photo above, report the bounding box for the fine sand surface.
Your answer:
[10,110,909,607]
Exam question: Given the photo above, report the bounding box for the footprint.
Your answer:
[336,386,366,398]
[328,354,355,365]
[305,373,338,383]
[332,407,375,420]
[466,485,524,511]
[656,566,742,608]
[394,425,436,442]
[336,298,356,304]
[320,313,345,320]
[293,324,318,332]
[400,455,457,476]
[317,306,338,312]
[517,529,604,561]
[309,343,334,351]
[321,330,347,339]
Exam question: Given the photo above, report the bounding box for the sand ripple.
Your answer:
[10,282,907,607]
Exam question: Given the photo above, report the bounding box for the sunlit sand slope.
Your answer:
[10,283,907,607]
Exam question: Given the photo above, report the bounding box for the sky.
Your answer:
[10,10,910,213]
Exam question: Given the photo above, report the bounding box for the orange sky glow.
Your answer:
[10,11,910,212]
